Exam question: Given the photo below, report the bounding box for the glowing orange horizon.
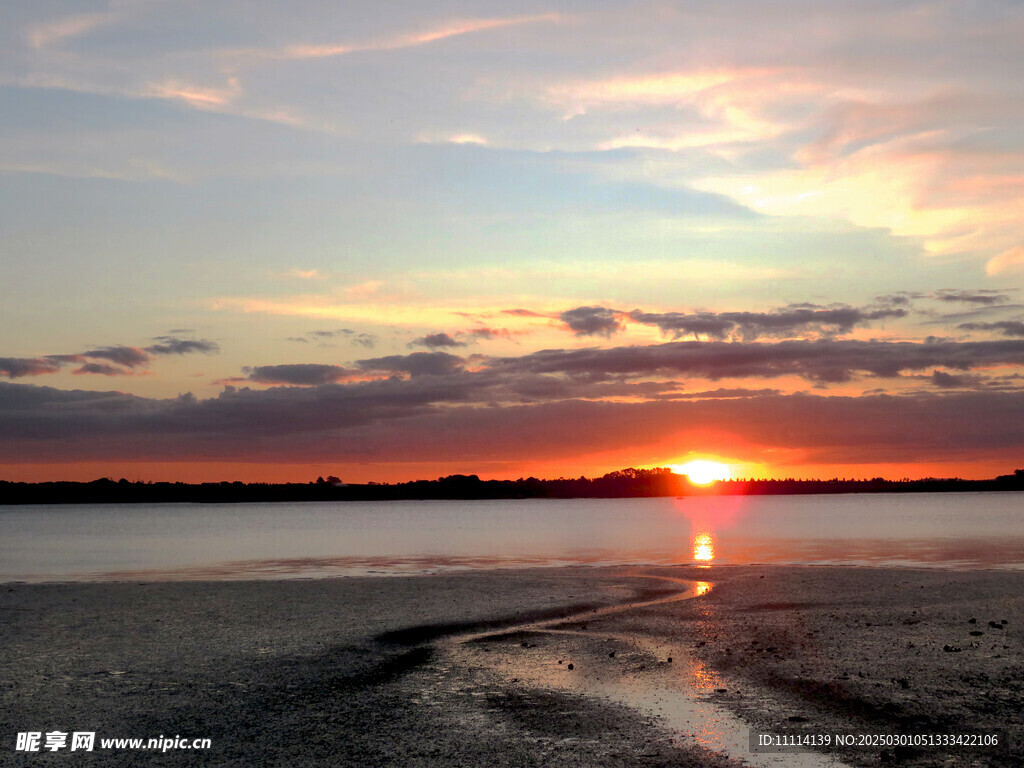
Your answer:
[0,458,1015,486]
[670,459,733,485]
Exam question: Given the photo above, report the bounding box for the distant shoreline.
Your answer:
[2,468,1022,505]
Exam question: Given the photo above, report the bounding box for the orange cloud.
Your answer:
[147,78,241,108]
[278,14,559,60]
[987,246,1024,275]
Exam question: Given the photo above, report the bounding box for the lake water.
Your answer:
[1,492,1022,582]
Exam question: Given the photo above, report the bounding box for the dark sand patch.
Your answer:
[3,566,1023,767]
[1,570,736,767]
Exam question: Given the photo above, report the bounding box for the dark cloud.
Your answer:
[145,337,220,356]
[627,310,734,340]
[82,346,151,368]
[0,357,63,378]
[874,292,921,307]
[309,329,354,338]
[929,370,982,389]
[243,364,356,386]
[934,289,1011,305]
[486,339,1024,384]
[357,351,465,377]
[410,332,466,349]
[2,336,216,378]
[627,304,906,341]
[411,328,515,348]
[73,363,130,376]
[958,321,1024,337]
[560,306,622,337]
[466,327,512,341]
[2,381,1023,469]
[287,329,374,348]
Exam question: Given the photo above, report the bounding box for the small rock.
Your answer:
[608,651,616,658]
[969,631,984,636]
[968,618,977,624]
[788,715,808,722]
[988,621,1003,629]
[567,663,574,671]
[1001,620,1008,625]
[667,657,672,663]
[715,688,728,693]
[943,644,962,653]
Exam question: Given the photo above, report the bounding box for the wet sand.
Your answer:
[2,566,1022,767]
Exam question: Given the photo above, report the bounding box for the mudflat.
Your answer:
[2,566,1022,767]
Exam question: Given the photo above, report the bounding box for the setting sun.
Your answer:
[671,460,732,485]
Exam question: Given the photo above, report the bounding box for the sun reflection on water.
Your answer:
[693,532,715,563]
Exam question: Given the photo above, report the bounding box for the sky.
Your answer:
[2,0,1024,483]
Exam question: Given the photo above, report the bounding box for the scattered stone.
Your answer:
[666,657,672,664]
[943,644,962,652]
[970,631,984,636]
[968,618,978,624]
[715,688,728,693]
[787,715,808,722]
[608,651,616,658]
[1001,620,1009,625]
[567,663,574,671]
[989,621,1003,629]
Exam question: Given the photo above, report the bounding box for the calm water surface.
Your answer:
[1,493,1022,581]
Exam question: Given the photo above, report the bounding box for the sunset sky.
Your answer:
[2,0,1024,483]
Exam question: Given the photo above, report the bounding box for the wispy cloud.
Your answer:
[146,78,241,109]
[0,337,218,379]
[274,14,559,60]
[27,11,116,49]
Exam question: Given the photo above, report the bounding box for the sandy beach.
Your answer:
[2,566,1022,767]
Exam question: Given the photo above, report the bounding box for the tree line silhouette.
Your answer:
[1,468,1022,505]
